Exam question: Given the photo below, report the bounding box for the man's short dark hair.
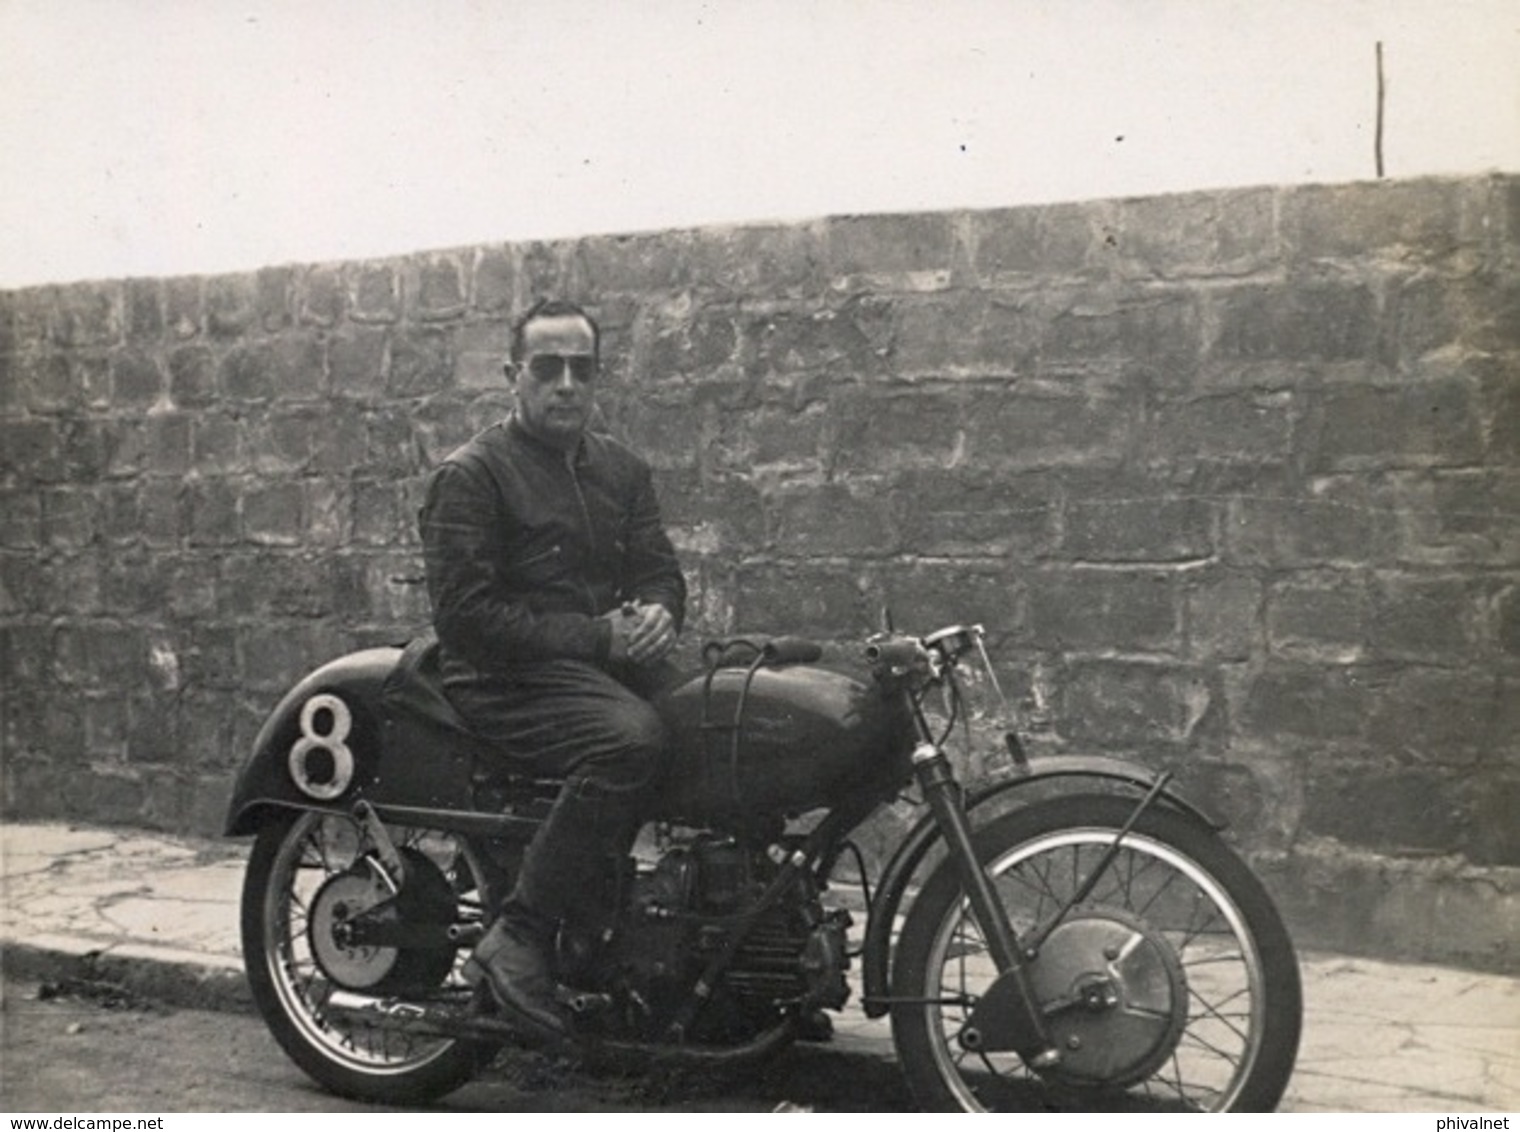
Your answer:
[509,299,600,364]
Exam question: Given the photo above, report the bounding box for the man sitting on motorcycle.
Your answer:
[418,298,687,1041]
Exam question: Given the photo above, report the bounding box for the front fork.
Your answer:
[910,740,1062,1069]
[910,733,1181,1067]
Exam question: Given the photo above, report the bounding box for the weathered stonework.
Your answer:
[2,174,1516,970]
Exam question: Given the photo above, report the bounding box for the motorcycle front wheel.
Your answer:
[241,809,500,1103]
[890,794,1301,1112]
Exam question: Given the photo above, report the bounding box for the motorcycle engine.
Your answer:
[567,832,851,1042]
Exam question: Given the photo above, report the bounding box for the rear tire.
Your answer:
[241,810,500,1103]
[890,795,1301,1112]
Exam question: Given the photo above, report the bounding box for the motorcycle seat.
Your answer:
[381,634,564,814]
[381,632,478,736]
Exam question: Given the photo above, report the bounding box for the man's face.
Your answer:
[511,313,598,447]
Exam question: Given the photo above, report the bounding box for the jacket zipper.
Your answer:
[515,543,560,570]
[566,449,600,615]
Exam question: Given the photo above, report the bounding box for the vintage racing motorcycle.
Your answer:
[225,621,1302,1111]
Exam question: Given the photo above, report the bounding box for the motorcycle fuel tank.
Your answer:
[652,663,913,825]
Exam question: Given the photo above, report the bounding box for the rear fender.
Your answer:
[857,755,1222,1018]
[223,648,402,836]
[223,644,485,838]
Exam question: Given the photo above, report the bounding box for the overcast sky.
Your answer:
[1,0,1516,288]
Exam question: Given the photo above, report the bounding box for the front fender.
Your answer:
[857,755,1222,1019]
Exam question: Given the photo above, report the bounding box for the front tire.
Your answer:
[890,795,1301,1112]
[241,810,499,1103]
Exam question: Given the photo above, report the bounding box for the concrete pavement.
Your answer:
[2,819,1517,1112]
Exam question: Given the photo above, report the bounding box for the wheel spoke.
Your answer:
[1186,985,1252,1046]
[252,812,496,1082]
[1177,1026,1246,1066]
[1131,861,1182,919]
[891,799,1295,1112]
[1005,854,1064,915]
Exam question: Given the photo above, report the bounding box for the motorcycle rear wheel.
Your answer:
[241,809,500,1103]
[890,795,1301,1112]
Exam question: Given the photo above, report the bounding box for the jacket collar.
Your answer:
[506,412,588,463]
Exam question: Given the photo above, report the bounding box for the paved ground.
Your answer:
[2,820,1517,1112]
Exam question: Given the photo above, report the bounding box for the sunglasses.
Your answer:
[525,354,598,384]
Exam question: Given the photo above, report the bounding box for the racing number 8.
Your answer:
[288,693,355,800]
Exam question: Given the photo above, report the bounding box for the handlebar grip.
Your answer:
[762,637,824,665]
[864,638,925,668]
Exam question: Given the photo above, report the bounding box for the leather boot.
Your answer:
[461,909,568,1042]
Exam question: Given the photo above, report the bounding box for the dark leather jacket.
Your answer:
[418,415,686,675]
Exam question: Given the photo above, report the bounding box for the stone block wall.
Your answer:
[2,174,1516,969]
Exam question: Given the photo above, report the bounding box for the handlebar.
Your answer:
[863,637,928,669]
[701,624,981,676]
[865,623,1026,765]
[922,623,985,659]
[864,624,991,691]
[702,635,824,669]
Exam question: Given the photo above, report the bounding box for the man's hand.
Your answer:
[603,601,678,665]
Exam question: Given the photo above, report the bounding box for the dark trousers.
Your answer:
[446,659,679,929]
